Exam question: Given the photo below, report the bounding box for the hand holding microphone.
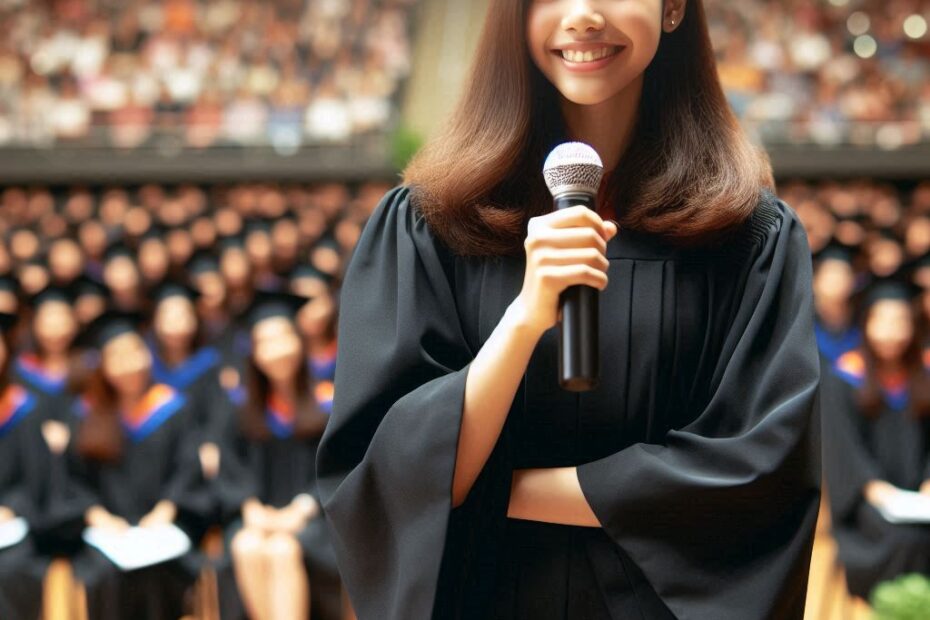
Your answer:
[513,142,615,392]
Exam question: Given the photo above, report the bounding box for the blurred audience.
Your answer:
[0,0,417,149]
[708,0,930,147]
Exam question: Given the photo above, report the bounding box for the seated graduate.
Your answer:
[13,284,81,421]
[148,280,223,431]
[72,275,109,328]
[821,278,930,600]
[0,310,45,620]
[813,244,862,365]
[99,241,146,315]
[64,309,209,620]
[187,251,238,369]
[289,265,338,414]
[216,234,256,368]
[136,225,172,291]
[212,290,341,620]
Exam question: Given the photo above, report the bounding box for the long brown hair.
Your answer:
[240,335,328,441]
[0,328,12,396]
[402,0,773,258]
[76,367,126,462]
[856,300,930,419]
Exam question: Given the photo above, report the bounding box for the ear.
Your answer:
[663,0,687,33]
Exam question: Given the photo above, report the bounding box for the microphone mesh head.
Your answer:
[543,142,604,197]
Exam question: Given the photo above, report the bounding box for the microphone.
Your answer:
[543,142,605,392]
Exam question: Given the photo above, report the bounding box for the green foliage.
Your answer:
[390,124,423,172]
[870,573,930,620]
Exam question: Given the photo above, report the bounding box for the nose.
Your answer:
[561,0,606,34]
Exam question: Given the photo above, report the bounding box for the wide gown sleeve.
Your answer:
[576,200,823,620]
[315,185,508,620]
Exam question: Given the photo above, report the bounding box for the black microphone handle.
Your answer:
[554,192,600,392]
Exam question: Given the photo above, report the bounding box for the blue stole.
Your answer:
[815,320,862,365]
[0,385,36,438]
[15,353,67,394]
[151,347,220,391]
[73,384,186,442]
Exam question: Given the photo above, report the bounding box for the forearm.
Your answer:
[452,300,542,508]
[507,467,601,528]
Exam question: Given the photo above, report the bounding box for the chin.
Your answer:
[558,89,617,106]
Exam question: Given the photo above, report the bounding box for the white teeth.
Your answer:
[560,47,618,63]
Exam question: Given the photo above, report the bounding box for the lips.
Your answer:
[558,45,623,63]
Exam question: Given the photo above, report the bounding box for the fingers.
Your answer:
[525,226,608,254]
[539,205,606,230]
[529,207,618,246]
[537,264,609,291]
[531,246,610,272]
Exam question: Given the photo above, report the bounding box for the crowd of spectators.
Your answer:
[1,0,928,151]
[0,0,417,150]
[708,0,930,148]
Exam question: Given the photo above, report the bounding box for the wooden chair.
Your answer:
[42,559,86,620]
[804,492,872,620]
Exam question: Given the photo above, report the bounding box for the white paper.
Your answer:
[83,524,191,571]
[875,490,930,524]
[0,518,28,550]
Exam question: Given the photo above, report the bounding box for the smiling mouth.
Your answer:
[556,45,624,63]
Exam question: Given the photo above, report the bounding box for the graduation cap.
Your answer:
[313,235,341,252]
[76,308,143,350]
[289,263,335,285]
[151,280,201,305]
[241,289,312,331]
[30,283,75,309]
[0,273,20,296]
[73,275,109,300]
[244,218,273,236]
[872,228,902,244]
[815,243,855,266]
[139,222,168,244]
[186,250,219,276]
[0,311,16,333]
[218,234,246,253]
[103,239,135,263]
[858,276,921,312]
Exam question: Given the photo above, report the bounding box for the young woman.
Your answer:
[214,291,340,620]
[820,280,930,600]
[813,244,862,364]
[14,284,81,421]
[316,1,822,619]
[148,281,223,431]
[66,309,207,620]
[290,264,338,412]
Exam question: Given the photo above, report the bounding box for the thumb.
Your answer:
[603,219,619,239]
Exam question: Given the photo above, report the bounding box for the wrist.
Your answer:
[505,297,546,341]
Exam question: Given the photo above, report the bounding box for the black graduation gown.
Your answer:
[12,353,74,422]
[819,351,930,599]
[0,385,45,620]
[65,385,209,620]
[149,342,224,430]
[212,391,342,620]
[316,185,823,620]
